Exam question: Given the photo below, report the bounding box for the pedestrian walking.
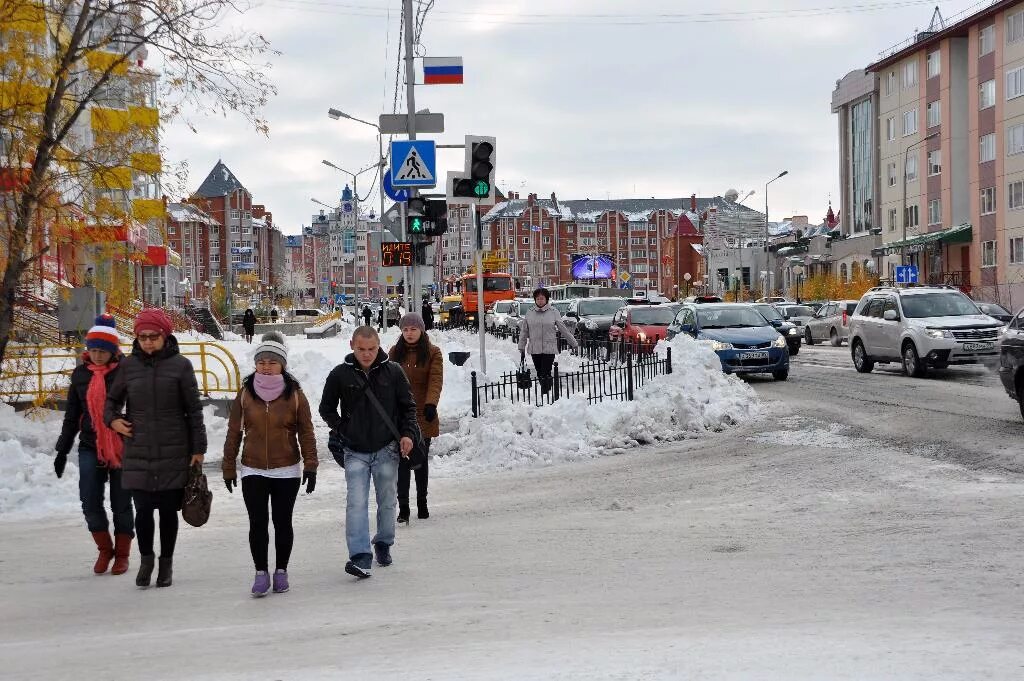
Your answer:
[377,305,384,332]
[518,287,579,394]
[105,308,207,589]
[388,313,442,523]
[54,314,134,576]
[362,305,372,327]
[420,299,435,331]
[242,308,256,344]
[319,327,420,579]
[222,332,318,598]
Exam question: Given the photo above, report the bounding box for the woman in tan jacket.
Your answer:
[223,332,318,597]
[389,313,443,523]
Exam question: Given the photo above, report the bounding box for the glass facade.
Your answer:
[850,99,874,234]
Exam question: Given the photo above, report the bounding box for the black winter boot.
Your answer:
[136,554,155,588]
[397,503,410,524]
[417,498,429,520]
[156,556,173,587]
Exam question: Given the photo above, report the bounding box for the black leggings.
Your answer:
[132,489,184,558]
[398,438,431,506]
[242,476,301,572]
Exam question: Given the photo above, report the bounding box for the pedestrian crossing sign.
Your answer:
[390,140,437,188]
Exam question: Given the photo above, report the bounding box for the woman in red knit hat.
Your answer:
[105,308,207,589]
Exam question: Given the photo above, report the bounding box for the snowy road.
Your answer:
[2,342,1023,679]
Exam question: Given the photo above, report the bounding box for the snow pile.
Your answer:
[430,334,761,476]
[0,403,80,520]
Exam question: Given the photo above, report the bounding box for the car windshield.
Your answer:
[494,302,512,313]
[579,299,624,316]
[901,292,982,318]
[630,307,676,326]
[754,304,783,321]
[782,305,814,317]
[697,307,770,328]
[465,276,512,293]
[979,302,1010,316]
[519,302,536,314]
[440,301,460,311]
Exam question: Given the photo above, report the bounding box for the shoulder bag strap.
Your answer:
[353,370,405,445]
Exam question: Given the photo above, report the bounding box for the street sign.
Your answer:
[894,265,919,284]
[334,293,344,307]
[379,113,445,135]
[342,201,353,214]
[319,296,328,305]
[390,140,436,188]
[382,170,410,203]
[620,271,632,282]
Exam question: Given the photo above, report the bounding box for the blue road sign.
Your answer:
[319,296,328,305]
[894,265,919,284]
[382,169,410,202]
[390,140,437,188]
[342,201,353,214]
[334,293,344,306]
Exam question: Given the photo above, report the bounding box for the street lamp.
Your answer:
[327,107,386,228]
[764,171,788,298]
[901,131,940,268]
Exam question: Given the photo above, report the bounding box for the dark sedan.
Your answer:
[752,303,801,355]
[978,301,1013,323]
[998,306,1024,420]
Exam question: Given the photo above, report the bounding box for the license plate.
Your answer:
[962,342,994,351]
[743,351,770,360]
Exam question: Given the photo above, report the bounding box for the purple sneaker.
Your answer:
[251,571,270,598]
[272,569,289,593]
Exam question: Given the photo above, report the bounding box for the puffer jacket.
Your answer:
[104,335,207,492]
[222,374,318,479]
[388,341,443,439]
[56,354,123,456]
[518,304,578,355]
[319,348,420,453]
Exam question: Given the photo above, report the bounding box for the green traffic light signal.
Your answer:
[473,180,489,197]
[409,216,424,234]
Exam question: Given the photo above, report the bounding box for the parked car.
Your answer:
[682,295,723,304]
[803,299,859,346]
[668,303,790,380]
[849,286,1006,377]
[562,297,627,342]
[775,303,816,327]
[977,301,1013,323]
[756,296,791,304]
[485,299,523,331]
[438,295,463,326]
[998,306,1024,420]
[752,303,801,355]
[608,303,677,351]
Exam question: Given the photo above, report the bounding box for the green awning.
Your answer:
[873,223,972,256]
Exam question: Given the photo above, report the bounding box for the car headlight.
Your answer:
[999,325,1008,336]
[773,335,788,348]
[584,319,597,330]
[925,329,953,339]
[787,327,798,335]
[709,340,734,351]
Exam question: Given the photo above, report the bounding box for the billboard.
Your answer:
[571,254,615,280]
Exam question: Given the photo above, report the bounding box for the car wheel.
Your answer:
[789,343,799,356]
[772,368,789,381]
[852,340,874,373]
[804,327,815,345]
[829,329,841,347]
[901,341,928,378]
[1017,376,1024,422]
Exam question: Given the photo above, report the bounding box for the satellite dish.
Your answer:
[724,189,740,203]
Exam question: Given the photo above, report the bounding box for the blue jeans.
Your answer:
[344,443,399,560]
[78,448,134,535]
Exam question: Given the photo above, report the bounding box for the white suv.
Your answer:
[849,286,1005,377]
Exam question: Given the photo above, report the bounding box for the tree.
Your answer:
[209,278,227,319]
[0,0,274,367]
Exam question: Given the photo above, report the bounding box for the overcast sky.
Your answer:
[161,0,981,235]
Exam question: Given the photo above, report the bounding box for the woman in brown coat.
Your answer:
[223,332,318,597]
[389,313,443,523]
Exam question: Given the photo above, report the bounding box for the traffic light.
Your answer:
[447,135,496,205]
[408,215,426,235]
[404,197,448,237]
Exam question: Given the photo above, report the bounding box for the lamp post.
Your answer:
[328,108,386,225]
[901,131,939,268]
[764,171,788,298]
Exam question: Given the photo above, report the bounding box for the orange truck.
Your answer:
[460,271,515,324]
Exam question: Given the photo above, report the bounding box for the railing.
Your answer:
[926,270,971,290]
[470,347,672,417]
[0,341,242,403]
[876,0,1001,61]
[571,336,665,363]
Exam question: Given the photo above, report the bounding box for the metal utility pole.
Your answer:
[403,0,417,314]
[901,132,938,269]
[474,203,486,375]
[765,171,789,298]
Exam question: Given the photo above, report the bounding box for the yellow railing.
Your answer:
[313,311,341,326]
[0,341,242,403]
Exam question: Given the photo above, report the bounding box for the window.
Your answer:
[1009,124,1024,155]
[906,153,918,182]
[982,240,997,267]
[927,101,941,128]
[928,150,942,176]
[1010,180,1024,210]
[886,71,896,96]
[981,134,996,163]
[230,224,240,233]
[903,109,918,136]
[904,204,919,229]
[521,237,529,245]
[928,199,942,226]
[927,50,940,78]
[542,235,551,244]
[244,211,251,219]
[981,24,995,56]
[902,60,918,88]
[981,187,996,215]
[230,209,240,219]
[210,239,219,249]
[650,238,657,246]
[886,116,896,141]
[1011,237,1024,264]
[981,79,996,108]
[1009,10,1024,44]
[210,254,220,264]
[888,208,897,231]
[1008,67,1024,100]
[887,162,897,187]
[168,224,176,235]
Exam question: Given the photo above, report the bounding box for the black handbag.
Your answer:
[515,360,533,391]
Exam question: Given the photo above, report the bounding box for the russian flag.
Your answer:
[423,57,463,85]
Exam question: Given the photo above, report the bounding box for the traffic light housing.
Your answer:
[447,135,496,205]
[404,197,448,237]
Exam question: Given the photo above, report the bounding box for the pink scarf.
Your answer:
[253,373,285,402]
[84,355,124,468]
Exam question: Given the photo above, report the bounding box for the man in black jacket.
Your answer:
[320,326,419,578]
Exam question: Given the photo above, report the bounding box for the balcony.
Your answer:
[926,270,971,292]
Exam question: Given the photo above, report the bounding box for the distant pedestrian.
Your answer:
[420,299,434,331]
[518,287,578,394]
[377,306,384,332]
[388,313,442,523]
[242,308,256,344]
[223,332,318,598]
[319,327,420,579]
[54,314,134,576]
[105,308,207,589]
[362,305,372,327]
[270,307,279,322]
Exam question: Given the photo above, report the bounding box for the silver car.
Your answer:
[804,300,859,346]
[775,303,816,327]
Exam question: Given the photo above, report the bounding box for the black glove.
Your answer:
[424,404,437,423]
[224,477,236,493]
[302,470,316,494]
[54,452,67,479]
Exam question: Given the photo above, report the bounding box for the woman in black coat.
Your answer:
[242,309,257,343]
[105,309,206,589]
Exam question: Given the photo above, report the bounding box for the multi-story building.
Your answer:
[166,202,221,301]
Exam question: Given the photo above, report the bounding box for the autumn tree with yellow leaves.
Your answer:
[0,0,275,365]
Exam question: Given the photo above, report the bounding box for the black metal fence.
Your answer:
[470,347,672,417]
[570,334,668,363]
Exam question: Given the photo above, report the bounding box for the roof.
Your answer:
[482,196,760,224]
[194,161,247,198]
[167,202,220,226]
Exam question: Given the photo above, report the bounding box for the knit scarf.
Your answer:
[84,356,124,468]
[253,373,285,402]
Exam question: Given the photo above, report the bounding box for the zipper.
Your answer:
[265,400,270,469]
